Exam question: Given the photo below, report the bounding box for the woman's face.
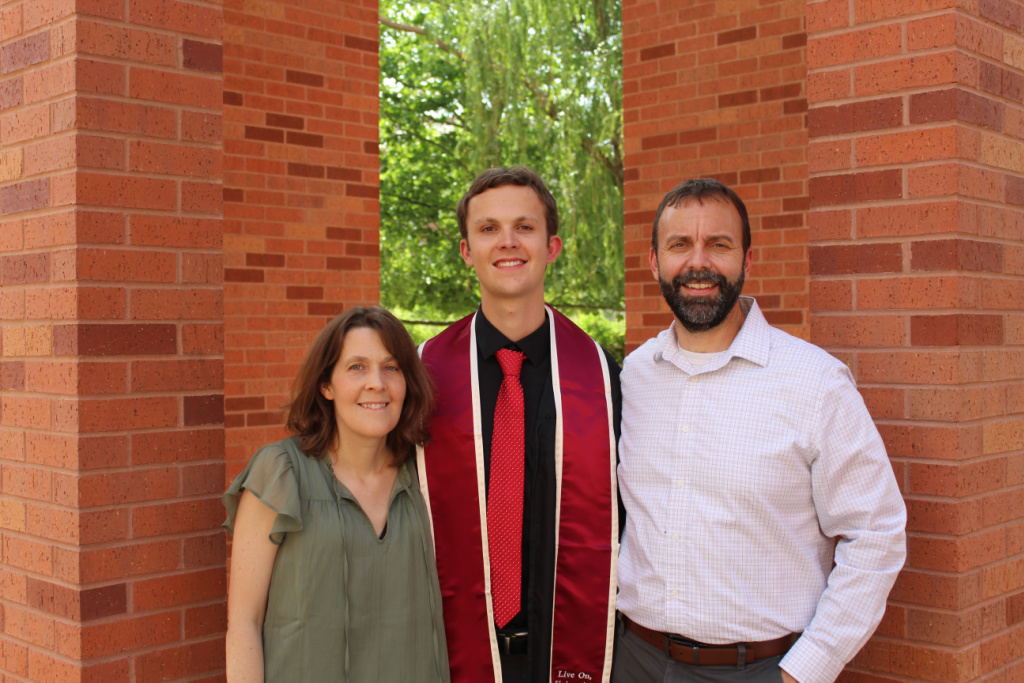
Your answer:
[320,327,407,449]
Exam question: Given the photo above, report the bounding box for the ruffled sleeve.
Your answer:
[223,441,303,544]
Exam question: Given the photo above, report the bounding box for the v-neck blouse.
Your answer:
[223,436,450,682]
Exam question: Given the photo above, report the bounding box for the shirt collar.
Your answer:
[475,307,550,366]
[655,297,770,370]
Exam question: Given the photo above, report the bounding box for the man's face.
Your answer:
[650,198,751,333]
[460,185,562,305]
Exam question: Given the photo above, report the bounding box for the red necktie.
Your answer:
[489,348,526,628]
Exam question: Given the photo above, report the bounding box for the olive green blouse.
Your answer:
[223,437,450,683]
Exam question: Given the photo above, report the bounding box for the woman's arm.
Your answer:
[226,490,280,683]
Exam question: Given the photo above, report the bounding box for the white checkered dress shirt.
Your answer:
[617,298,906,683]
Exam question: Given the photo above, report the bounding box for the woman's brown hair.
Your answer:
[286,306,433,462]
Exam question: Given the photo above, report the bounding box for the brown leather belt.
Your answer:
[623,615,797,667]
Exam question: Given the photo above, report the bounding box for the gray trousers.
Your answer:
[611,621,785,683]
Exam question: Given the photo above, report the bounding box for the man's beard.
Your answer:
[658,267,745,333]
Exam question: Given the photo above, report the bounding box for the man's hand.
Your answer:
[781,670,799,683]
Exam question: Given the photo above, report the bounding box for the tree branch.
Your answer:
[380,16,465,60]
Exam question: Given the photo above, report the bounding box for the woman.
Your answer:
[223,307,449,682]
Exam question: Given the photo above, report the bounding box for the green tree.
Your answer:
[379,0,624,359]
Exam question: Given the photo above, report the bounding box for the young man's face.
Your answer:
[460,185,562,306]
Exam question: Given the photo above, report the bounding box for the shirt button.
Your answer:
[676,480,685,488]
[681,425,690,433]
[670,590,679,598]
[689,375,700,383]
[671,534,679,542]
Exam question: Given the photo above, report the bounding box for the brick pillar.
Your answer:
[623,0,810,353]
[0,0,225,679]
[808,1,1024,681]
[221,0,381,478]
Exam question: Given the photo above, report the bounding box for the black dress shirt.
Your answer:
[475,310,622,682]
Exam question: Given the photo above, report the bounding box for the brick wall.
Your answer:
[0,0,226,679]
[221,0,381,480]
[623,0,809,352]
[807,1,1024,681]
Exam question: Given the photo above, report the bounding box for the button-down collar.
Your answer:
[654,297,770,373]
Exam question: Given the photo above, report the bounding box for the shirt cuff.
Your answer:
[780,635,846,683]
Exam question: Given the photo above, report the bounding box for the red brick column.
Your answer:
[623,0,810,352]
[0,0,225,679]
[808,1,1024,681]
[221,0,381,479]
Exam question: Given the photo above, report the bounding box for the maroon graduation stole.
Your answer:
[417,306,617,683]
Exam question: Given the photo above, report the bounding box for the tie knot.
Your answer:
[495,348,525,379]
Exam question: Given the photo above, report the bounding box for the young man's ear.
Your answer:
[545,235,563,264]
[460,238,473,266]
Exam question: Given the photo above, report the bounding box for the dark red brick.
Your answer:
[719,90,757,107]
[364,140,378,155]
[0,361,25,390]
[1,253,50,284]
[910,89,1002,131]
[783,98,808,114]
[56,324,177,356]
[1008,176,1024,206]
[184,395,224,426]
[346,183,378,198]
[245,253,285,268]
[740,168,780,184]
[223,268,264,282]
[286,286,324,300]
[182,40,223,73]
[224,397,263,412]
[810,243,903,275]
[980,0,1023,31]
[285,70,323,87]
[81,584,128,621]
[266,113,303,129]
[326,167,361,182]
[1,31,49,75]
[346,242,378,257]
[911,239,1003,273]
[642,133,678,150]
[1,179,50,215]
[679,128,717,144]
[911,315,1003,346]
[640,43,676,61]
[223,188,243,202]
[783,196,810,212]
[808,97,902,136]
[782,32,807,49]
[287,162,324,178]
[308,302,348,316]
[286,131,323,148]
[344,34,376,52]
[223,91,243,106]
[326,256,361,270]
[718,26,756,45]
[244,126,283,143]
[0,77,22,110]
[247,411,284,426]
[763,310,804,325]
[327,227,362,241]
[808,170,901,206]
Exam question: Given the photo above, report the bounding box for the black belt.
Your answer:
[623,615,798,667]
[496,630,528,655]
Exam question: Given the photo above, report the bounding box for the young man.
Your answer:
[613,178,906,683]
[417,167,621,683]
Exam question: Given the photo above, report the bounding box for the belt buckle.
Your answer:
[666,633,702,664]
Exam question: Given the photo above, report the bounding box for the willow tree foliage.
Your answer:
[379,0,624,356]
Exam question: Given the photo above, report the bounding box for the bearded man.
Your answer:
[612,178,906,683]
